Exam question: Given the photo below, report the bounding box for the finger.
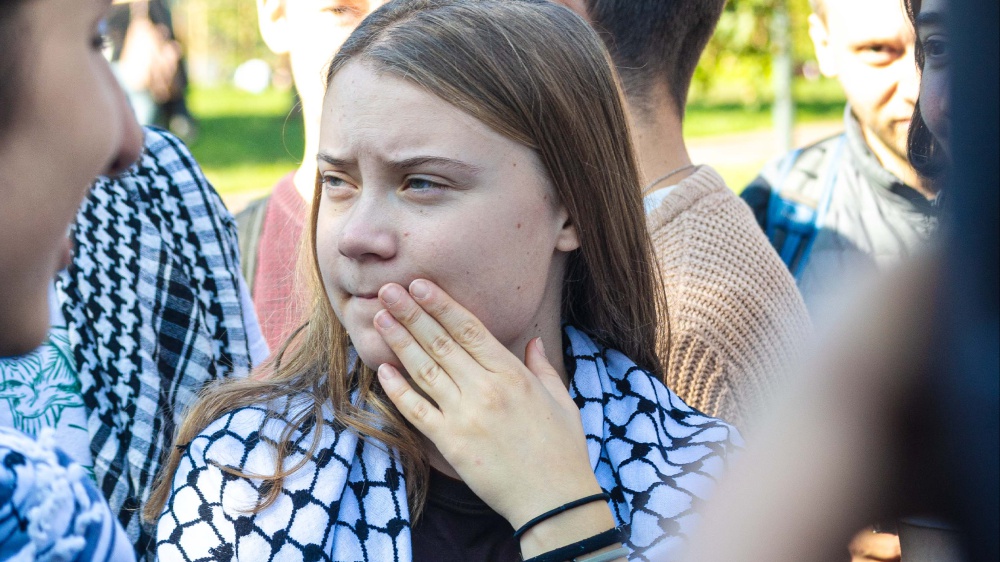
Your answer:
[408,279,510,371]
[377,363,444,438]
[374,308,462,408]
[524,338,575,408]
[379,282,481,387]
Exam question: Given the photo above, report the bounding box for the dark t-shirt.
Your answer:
[411,470,521,562]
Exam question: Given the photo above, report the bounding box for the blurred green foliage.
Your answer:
[691,0,816,106]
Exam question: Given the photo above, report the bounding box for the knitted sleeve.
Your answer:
[647,167,812,429]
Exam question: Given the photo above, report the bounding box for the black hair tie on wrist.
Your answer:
[513,492,611,540]
[521,525,627,562]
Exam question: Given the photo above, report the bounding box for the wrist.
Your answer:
[518,500,616,558]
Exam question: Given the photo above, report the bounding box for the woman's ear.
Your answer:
[554,207,581,253]
[257,0,290,56]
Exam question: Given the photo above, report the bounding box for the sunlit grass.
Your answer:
[186,86,303,196]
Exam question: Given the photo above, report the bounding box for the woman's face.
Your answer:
[0,0,143,356]
[915,0,950,154]
[316,61,579,372]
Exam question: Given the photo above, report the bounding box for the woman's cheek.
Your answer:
[920,69,950,148]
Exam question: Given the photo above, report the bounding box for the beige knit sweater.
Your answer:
[647,166,811,429]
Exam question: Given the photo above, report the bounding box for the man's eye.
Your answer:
[857,44,899,65]
[327,3,364,22]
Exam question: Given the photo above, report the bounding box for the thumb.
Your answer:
[524,338,570,400]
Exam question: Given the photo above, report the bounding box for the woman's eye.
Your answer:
[404,178,443,192]
[924,38,948,60]
[322,175,354,193]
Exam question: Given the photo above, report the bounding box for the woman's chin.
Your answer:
[350,330,404,372]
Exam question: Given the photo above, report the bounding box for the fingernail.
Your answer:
[378,364,396,382]
[375,310,396,329]
[381,284,403,305]
[410,279,430,300]
[536,337,547,359]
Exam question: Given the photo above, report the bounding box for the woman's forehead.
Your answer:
[321,62,529,169]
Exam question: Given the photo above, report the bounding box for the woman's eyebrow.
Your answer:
[317,152,355,168]
[390,156,483,175]
[916,11,945,29]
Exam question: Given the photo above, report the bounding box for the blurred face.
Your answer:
[810,0,920,162]
[259,0,389,133]
[914,0,950,154]
[0,0,142,357]
[315,62,580,371]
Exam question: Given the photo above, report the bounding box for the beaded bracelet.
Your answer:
[513,492,611,540]
[521,526,627,562]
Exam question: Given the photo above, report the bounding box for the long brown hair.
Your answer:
[145,0,666,523]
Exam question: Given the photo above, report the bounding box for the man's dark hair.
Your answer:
[581,0,726,117]
[0,0,33,139]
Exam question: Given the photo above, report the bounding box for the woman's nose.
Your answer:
[105,82,144,176]
[337,196,397,262]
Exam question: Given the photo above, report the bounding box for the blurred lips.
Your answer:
[58,236,73,270]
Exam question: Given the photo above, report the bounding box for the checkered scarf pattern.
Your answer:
[56,127,253,560]
[155,326,741,562]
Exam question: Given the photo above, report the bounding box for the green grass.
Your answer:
[186,86,304,197]
[685,77,845,137]
[185,78,845,200]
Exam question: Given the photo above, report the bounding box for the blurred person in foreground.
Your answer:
[2,3,269,561]
[236,0,389,351]
[742,0,938,322]
[553,0,810,429]
[0,0,143,558]
[681,0,999,560]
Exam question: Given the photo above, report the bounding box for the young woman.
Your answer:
[0,0,143,559]
[906,0,950,183]
[148,1,740,561]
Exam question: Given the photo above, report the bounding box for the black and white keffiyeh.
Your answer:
[56,127,254,560]
[156,326,741,561]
